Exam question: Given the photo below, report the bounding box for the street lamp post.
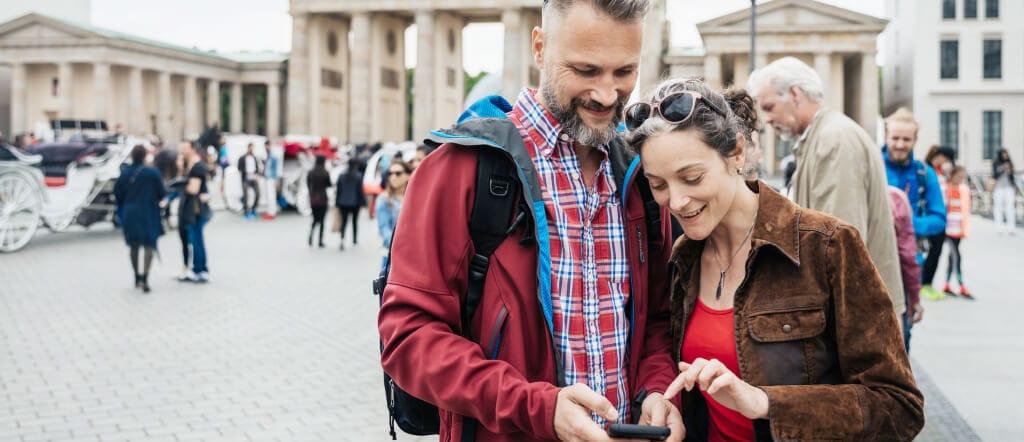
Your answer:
[750,0,757,73]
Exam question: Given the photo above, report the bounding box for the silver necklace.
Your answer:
[707,199,759,300]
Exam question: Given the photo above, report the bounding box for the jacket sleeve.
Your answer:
[761,225,924,441]
[636,208,678,402]
[806,136,870,236]
[378,145,560,439]
[912,166,947,237]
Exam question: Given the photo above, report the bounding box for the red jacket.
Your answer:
[378,116,676,441]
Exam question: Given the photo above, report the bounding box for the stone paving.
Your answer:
[0,209,1019,441]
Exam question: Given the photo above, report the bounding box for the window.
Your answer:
[983,111,1002,159]
[983,39,1001,79]
[321,68,343,89]
[965,0,978,18]
[941,40,959,79]
[985,0,998,18]
[942,0,955,18]
[940,111,959,152]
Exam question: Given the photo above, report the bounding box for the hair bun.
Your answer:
[723,88,760,135]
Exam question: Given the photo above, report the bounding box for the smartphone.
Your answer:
[606,424,671,441]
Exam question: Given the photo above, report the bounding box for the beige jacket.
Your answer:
[791,109,906,315]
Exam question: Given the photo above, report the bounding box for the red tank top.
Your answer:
[681,298,755,442]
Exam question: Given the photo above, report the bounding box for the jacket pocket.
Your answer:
[747,301,826,343]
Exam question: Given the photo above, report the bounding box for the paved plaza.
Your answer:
[0,209,1021,441]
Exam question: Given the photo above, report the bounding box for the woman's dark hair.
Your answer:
[626,78,758,161]
[996,148,1011,163]
[314,154,327,169]
[130,144,148,165]
[924,144,957,167]
[724,87,761,145]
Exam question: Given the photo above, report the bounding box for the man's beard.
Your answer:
[541,79,625,147]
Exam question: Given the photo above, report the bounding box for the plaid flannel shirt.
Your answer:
[508,89,632,424]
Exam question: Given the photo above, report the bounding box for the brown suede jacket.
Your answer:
[669,181,924,441]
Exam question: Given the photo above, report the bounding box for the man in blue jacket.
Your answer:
[882,108,946,306]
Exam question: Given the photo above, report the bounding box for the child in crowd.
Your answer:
[942,166,973,299]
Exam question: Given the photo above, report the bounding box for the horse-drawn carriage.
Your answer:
[0,120,138,252]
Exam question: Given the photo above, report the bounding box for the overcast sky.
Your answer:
[90,0,887,75]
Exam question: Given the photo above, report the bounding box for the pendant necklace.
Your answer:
[708,199,759,300]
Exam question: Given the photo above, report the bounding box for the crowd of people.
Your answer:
[372,1,1023,441]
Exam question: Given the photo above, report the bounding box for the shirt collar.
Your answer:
[511,88,612,159]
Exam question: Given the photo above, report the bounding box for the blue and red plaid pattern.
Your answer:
[508,89,632,424]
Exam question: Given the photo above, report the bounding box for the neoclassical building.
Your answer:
[0,13,285,143]
[664,0,888,174]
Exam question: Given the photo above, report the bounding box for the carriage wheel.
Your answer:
[0,173,42,252]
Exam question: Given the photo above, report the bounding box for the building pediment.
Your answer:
[698,0,887,35]
[0,13,98,44]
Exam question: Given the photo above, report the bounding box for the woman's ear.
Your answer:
[730,138,747,175]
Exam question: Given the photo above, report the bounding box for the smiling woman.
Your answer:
[626,77,925,441]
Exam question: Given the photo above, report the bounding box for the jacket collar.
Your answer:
[793,108,828,156]
[671,181,802,277]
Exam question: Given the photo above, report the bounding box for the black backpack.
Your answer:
[372,148,662,441]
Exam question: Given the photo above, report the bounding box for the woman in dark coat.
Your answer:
[114,145,166,292]
[306,155,332,247]
[335,158,366,250]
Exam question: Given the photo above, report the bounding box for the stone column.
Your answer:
[57,62,74,118]
[813,52,832,106]
[157,71,172,141]
[244,87,258,134]
[349,12,372,143]
[704,53,722,89]
[287,13,310,134]
[413,10,436,141]
[859,51,879,137]
[92,62,111,124]
[206,79,220,128]
[733,56,750,89]
[230,82,242,133]
[501,9,526,101]
[128,67,144,135]
[183,75,199,138]
[266,82,280,138]
[10,63,26,135]
[307,15,321,136]
[639,0,667,94]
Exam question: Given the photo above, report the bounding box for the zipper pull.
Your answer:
[636,226,645,264]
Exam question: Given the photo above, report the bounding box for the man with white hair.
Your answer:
[748,56,905,319]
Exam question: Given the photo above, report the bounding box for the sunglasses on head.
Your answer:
[624,91,728,132]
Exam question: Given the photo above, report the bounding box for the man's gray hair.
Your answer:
[747,56,825,103]
[543,0,650,21]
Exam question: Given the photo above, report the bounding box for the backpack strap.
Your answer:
[464,148,520,335]
[915,162,928,217]
[461,148,523,442]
